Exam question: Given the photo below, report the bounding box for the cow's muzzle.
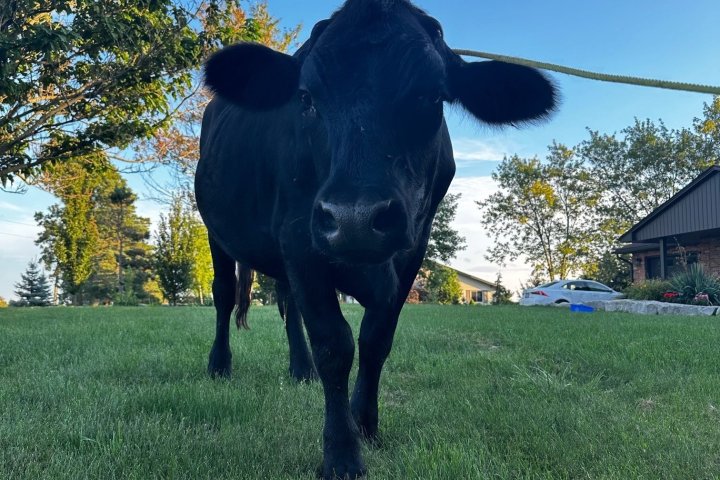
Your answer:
[312,197,410,263]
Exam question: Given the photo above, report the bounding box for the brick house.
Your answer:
[616,165,720,282]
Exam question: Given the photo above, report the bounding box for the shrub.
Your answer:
[0,296,7,308]
[112,290,140,306]
[669,263,720,306]
[623,279,673,301]
[427,266,463,304]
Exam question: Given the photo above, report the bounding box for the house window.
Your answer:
[471,291,484,303]
[645,252,699,279]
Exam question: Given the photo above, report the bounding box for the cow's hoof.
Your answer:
[290,365,318,383]
[207,345,232,378]
[208,364,232,378]
[351,403,378,443]
[316,457,366,480]
[358,426,380,445]
[317,435,366,479]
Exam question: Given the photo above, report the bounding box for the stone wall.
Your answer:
[585,299,718,316]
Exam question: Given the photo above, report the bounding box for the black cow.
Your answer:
[195,0,556,477]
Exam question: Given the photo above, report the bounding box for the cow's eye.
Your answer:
[299,90,314,110]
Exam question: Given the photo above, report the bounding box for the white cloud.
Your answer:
[135,198,164,233]
[452,138,515,162]
[0,200,24,212]
[444,176,533,296]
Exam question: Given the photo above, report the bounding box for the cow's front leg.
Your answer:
[289,274,365,479]
[350,306,401,442]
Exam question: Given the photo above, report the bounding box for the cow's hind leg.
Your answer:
[207,236,236,378]
[276,281,317,382]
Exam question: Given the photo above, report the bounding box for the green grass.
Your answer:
[2,305,720,479]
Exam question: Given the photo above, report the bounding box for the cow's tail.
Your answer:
[234,263,254,330]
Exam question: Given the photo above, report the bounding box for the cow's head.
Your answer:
[205,0,557,265]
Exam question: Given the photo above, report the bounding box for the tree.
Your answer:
[35,156,155,304]
[253,272,277,305]
[13,260,52,306]
[424,193,466,267]
[580,118,713,234]
[154,197,195,305]
[106,186,134,293]
[34,155,105,302]
[582,252,632,291]
[426,265,463,304]
[98,180,155,304]
[694,96,720,166]
[135,1,300,200]
[0,296,7,308]
[418,193,467,301]
[0,0,254,184]
[480,104,718,285]
[189,221,213,304]
[478,147,600,283]
[492,272,513,305]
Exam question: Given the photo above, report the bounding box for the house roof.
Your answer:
[432,262,496,289]
[619,165,720,243]
[612,242,659,254]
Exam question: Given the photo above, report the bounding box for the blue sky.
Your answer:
[1,0,718,299]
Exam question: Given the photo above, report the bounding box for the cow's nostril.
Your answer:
[316,202,339,235]
[372,201,402,234]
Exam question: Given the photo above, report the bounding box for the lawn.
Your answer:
[1,305,720,479]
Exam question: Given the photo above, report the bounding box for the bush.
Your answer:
[623,279,673,301]
[669,263,720,306]
[0,296,7,308]
[112,290,140,306]
[426,266,463,304]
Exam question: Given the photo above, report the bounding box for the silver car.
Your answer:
[519,279,624,306]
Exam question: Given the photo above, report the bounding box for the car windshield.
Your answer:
[537,281,559,288]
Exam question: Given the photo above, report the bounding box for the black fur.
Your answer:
[196,0,557,478]
[204,43,300,110]
[448,60,558,125]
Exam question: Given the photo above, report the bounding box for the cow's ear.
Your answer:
[448,60,558,125]
[204,43,299,110]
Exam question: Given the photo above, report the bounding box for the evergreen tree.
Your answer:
[493,272,513,305]
[35,156,156,305]
[419,193,467,301]
[100,183,154,302]
[154,198,195,305]
[13,260,52,306]
[424,193,466,267]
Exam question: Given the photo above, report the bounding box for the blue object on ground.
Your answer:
[570,304,594,313]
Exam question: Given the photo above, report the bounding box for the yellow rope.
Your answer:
[453,49,720,96]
